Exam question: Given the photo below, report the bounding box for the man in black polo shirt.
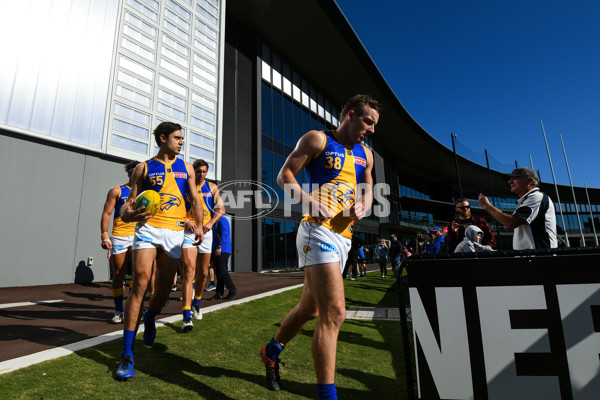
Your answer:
[478,167,557,250]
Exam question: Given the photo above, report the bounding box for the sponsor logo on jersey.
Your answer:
[176,221,185,227]
[354,157,367,167]
[319,243,338,253]
[202,192,212,197]
[173,172,187,179]
[160,193,182,211]
[135,234,153,243]
[324,151,345,158]
[303,245,311,253]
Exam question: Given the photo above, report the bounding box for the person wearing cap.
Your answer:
[388,234,402,277]
[478,167,557,250]
[430,227,446,254]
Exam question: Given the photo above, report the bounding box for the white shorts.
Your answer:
[296,221,351,273]
[110,235,133,255]
[182,229,213,254]
[133,223,185,259]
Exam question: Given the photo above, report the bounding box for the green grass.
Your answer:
[0,271,409,399]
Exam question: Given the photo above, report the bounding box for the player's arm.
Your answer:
[121,163,152,223]
[204,182,225,233]
[185,162,204,243]
[100,186,119,249]
[478,193,525,229]
[277,130,331,222]
[349,147,374,221]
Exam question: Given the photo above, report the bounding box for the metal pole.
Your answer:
[541,121,569,246]
[451,133,463,199]
[584,182,598,246]
[560,134,585,246]
[485,149,501,247]
[529,155,534,170]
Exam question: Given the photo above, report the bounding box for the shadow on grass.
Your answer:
[77,341,317,399]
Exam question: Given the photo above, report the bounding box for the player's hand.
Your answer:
[478,193,490,208]
[101,240,112,250]
[308,199,333,224]
[203,221,213,234]
[193,226,204,245]
[185,219,196,232]
[215,247,222,256]
[347,202,366,221]
[121,205,152,223]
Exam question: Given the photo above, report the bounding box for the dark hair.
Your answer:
[192,159,209,170]
[153,121,182,146]
[340,94,382,120]
[124,160,138,173]
[454,198,468,206]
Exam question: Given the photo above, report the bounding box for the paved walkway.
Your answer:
[345,307,410,321]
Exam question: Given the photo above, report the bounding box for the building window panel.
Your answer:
[261,61,271,83]
[157,102,186,121]
[191,104,215,121]
[114,103,151,125]
[192,92,215,110]
[194,29,217,49]
[193,65,216,83]
[164,20,190,41]
[196,4,218,25]
[112,134,149,154]
[192,76,215,94]
[123,25,156,49]
[198,0,218,17]
[191,116,214,133]
[160,58,188,79]
[194,40,216,59]
[190,144,214,160]
[165,8,190,31]
[194,53,217,73]
[190,131,214,147]
[158,89,186,108]
[114,118,149,138]
[196,18,218,39]
[166,0,191,20]
[158,75,187,97]
[124,11,158,37]
[162,34,190,56]
[126,0,158,22]
[161,47,188,69]
[119,56,154,81]
[122,37,155,61]
[117,71,152,94]
[116,85,151,107]
[138,0,159,10]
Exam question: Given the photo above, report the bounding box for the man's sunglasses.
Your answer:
[457,205,471,210]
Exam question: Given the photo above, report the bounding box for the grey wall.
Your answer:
[0,131,130,287]
[222,12,259,272]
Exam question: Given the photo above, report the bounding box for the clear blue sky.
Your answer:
[336,0,600,190]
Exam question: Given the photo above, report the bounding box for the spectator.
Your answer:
[430,227,445,254]
[388,234,402,277]
[343,236,362,280]
[374,239,389,278]
[454,225,496,253]
[478,167,557,250]
[357,245,367,277]
[446,198,496,252]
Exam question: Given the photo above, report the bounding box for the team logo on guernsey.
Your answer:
[354,157,367,167]
[160,193,182,210]
[319,243,338,253]
[321,181,355,208]
[173,172,187,179]
[347,149,352,155]
[303,245,311,253]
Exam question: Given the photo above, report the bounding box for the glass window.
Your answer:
[117,71,152,94]
[114,103,151,125]
[158,89,186,108]
[192,92,215,110]
[127,0,158,21]
[125,11,158,37]
[198,0,218,17]
[262,135,273,151]
[286,221,297,269]
[191,104,215,121]
[194,40,216,59]
[196,18,218,39]
[119,56,154,81]
[157,102,186,121]
[292,103,303,143]
[166,0,191,20]
[283,96,293,146]
[302,108,311,131]
[190,144,214,160]
[112,134,148,154]
[123,25,156,49]
[114,119,149,138]
[193,65,216,83]
[261,83,272,137]
[159,75,187,96]
[191,116,214,133]
[161,46,188,68]
[195,53,217,73]
[273,154,285,200]
[195,29,217,49]
[122,38,155,61]
[116,85,151,107]
[196,3,218,25]
[262,149,273,188]
[190,131,214,147]
[273,220,285,269]
[160,58,188,79]
[162,34,190,56]
[272,90,283,142]
[262,218,274,269]
[164,19,189,41]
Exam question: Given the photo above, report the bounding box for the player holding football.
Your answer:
[100,160,138,324]
[115,121,204,379]
[259,94,381,399]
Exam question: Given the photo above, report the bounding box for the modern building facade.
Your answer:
[1,0,598,287]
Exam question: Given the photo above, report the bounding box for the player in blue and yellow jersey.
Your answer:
[115,122,205,380]
[259,94,382,399]
[100,160,138,324]
[180,159,225,331]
